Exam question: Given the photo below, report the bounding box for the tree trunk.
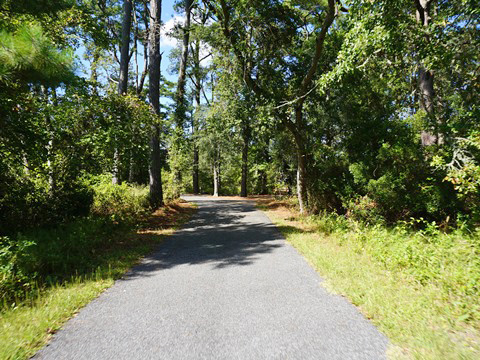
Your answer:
[112,148,121,185]
[41,86,55,193]
[192,39,201,194]
[293,106,308,214]
[213,164,219,197]
[172,0,193,185]
[149,127,163,207]
[259,149,269,195]
[419,67,437,145]
[213,145,221,197]
[260,172,268,195]
[118,0,132,95]
[240,141,248,197]
[415,0,440,145]
[137,12,149,96]
[148,0,163,209]
[90,49,100,95]
[174,0,193,121]
[134,11,139,94]
[193,146,199,193]
[240,123,249,197]
[113,0,133,185]
[296,147,308,214]
[128,150,136,183]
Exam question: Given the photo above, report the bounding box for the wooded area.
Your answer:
[1,0,479,310]
[2,0,479,222]
[1,1,479,357]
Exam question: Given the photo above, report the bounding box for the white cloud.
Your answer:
[199,42,212,66]
[161,16,184,48]
[160,16,212,66]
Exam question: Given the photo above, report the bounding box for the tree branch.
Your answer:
[204,0,266,98]
[296,0,336,106]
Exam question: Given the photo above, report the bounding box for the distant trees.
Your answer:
[203,0,338,212]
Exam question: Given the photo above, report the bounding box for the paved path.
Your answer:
[35,196,388,359]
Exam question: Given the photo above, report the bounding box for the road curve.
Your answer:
[34,196,388,359]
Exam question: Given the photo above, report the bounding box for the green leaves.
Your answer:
[0,23,74,85]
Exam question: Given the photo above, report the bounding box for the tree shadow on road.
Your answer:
[123,199,284,280]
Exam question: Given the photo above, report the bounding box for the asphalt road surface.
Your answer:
[34,196,388,359]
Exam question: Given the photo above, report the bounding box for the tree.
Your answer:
[204,0,339,213]
[188,4,211,194]
[112,0,133,184]
[148,0,164,208]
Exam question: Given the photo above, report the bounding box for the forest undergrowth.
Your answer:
[0,178,195,359]
[257,196,480,359]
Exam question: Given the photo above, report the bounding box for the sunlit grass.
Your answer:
[259,197,480,359]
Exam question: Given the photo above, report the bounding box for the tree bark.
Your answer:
[213,144,221,197]
[260,172,268,195]
[193,145,199,193]
[112,149,121,185]
[128,151,136,183]
[213,164,219,197]
[41,86,55,193]
[419,67,437,145]
[134,11,139,94]
[414,0,440,145]
[172,0,193,186]
[259,149,269,195]
[113,0,133,185]
[192,39,201,194]
[174,0,193,122]
[90,49,100,95]
[118,0,132,95]
[137,11,149,96]
[241,140,248,197]
[293,106,308,214]
[148,0,163,208]
[240,120,250,197]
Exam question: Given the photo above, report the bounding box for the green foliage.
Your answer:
[0,235,36,306]
[0,22,74,85]
[269,206,480,358]
[0,0,479,352]
[302,212,480,323]
[89,175,149,221]
[0,178,151,308]
[0,170,93,235]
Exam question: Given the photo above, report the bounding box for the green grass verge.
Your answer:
[259,199,479,359]
[0,201,195,360]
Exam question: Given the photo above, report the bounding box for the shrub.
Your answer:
[0,235,36,306]
[308,213,480,324]
[89,175,149,222]
[344,195,384,224]
[1,176,151,307]
[0,171,93,235]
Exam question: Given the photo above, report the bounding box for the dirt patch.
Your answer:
[139,199,196,234]
[253,195,298,219]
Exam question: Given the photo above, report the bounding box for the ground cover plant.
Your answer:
[0,177,195,360]
[257,196,480,359]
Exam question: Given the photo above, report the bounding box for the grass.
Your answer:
[257,196,480,359]
[0,200,195,360]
